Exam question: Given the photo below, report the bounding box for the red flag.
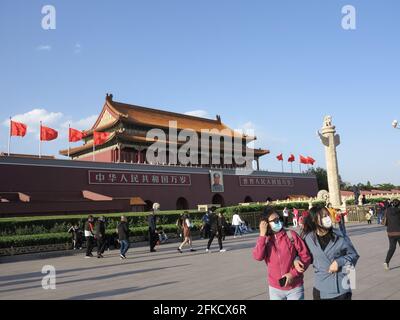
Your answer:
[300,155,309,165]
[69,127,85,142]
[40,125,58,141]
[276,153,283,161]
[10,120,27,137]
[307,156,316,165]
[288,154,295,162]
[93,131,110,146]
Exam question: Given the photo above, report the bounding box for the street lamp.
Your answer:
[392,120,399,129]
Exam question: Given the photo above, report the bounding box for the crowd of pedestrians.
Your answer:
[65,198,400,300]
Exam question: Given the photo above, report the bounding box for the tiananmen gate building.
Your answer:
[0,94,318,217]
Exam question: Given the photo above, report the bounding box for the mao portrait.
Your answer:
[210,171,224,193]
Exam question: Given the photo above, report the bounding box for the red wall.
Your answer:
[0,157,319,216]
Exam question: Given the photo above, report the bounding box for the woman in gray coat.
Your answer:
[300,206,359,300]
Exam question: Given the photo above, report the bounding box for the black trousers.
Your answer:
[313,288,352,300]
[385,236,400,264]
[97,237,106,255]
[207,231,223,250]
[201,224,211,239]
[149,229,157,251]
[86,237,94,256]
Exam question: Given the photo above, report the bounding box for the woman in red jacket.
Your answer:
[252,207,312,300]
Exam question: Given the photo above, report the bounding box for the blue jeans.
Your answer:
[269,285,304,300]
[234,225,242,236]
[120,240,129,256]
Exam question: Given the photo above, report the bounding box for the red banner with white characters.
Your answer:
[88,170,191,186]
[239,176,294,187]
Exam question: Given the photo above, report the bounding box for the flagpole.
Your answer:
[8,117,11,156]
[93,141,95,162]
[290,162,293,173]
[39,121,42,158]
[68,124,70,159]
[281,160,283,173]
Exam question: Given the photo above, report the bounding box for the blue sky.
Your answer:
[1,0,399,185]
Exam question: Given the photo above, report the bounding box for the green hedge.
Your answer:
[216,201,325,216]
[0,223,206,249]
[0,210,204,237]
[345,198,392,205]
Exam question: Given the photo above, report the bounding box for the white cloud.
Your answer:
[184,110,209,118]
[36,45,52,51]
[3,109,63,133]
[61,115,97,130]
[74,43,81,54]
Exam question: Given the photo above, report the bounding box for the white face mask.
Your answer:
[321,216,332,229]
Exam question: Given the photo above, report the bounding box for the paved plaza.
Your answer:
[0,223,399,300]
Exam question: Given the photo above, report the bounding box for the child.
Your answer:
[158,227,168,244]
[68,224,83,250]
[365,211,372,224]
[292,208,299,228]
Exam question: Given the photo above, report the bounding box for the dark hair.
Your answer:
[213,173,220,178]
[210,206,217,212]
[392,199,400,208]
[260,207,279,236]
[301,205,331,237]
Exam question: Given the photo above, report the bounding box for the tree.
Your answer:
[305,167,344,191]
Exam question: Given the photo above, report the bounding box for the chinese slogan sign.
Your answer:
[239,176,294,187]
[88,170,191,186]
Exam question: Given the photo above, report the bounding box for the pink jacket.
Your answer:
[252,230,312,290]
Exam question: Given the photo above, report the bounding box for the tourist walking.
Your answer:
[206,208,225,253]
[148,209,158,252]
[383,199,400,271]
[200,210,211,239]
[378,202,385,225]
[292,208,299,228]
[253,207,312,300]
[220,212,229,241]
[177,212,196,253]
[232,211,244,238]
[302,206,359,300]
[95,216,107,258]
[282,207,289,228]
[84,215,95,258]
[68,223,83,250]
[117,216,130,259]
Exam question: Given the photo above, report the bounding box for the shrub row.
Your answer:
[345,198,393,205]
[0,210,203,236]
[0,223,205,249]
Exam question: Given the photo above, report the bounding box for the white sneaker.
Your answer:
[384,263,389,271]
[219,249,226,253]
[205,249,210,253]
[84,256,91,259]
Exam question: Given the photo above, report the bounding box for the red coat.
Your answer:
[252,230,312,290]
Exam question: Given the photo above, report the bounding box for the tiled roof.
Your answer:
[85,96,256,141]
